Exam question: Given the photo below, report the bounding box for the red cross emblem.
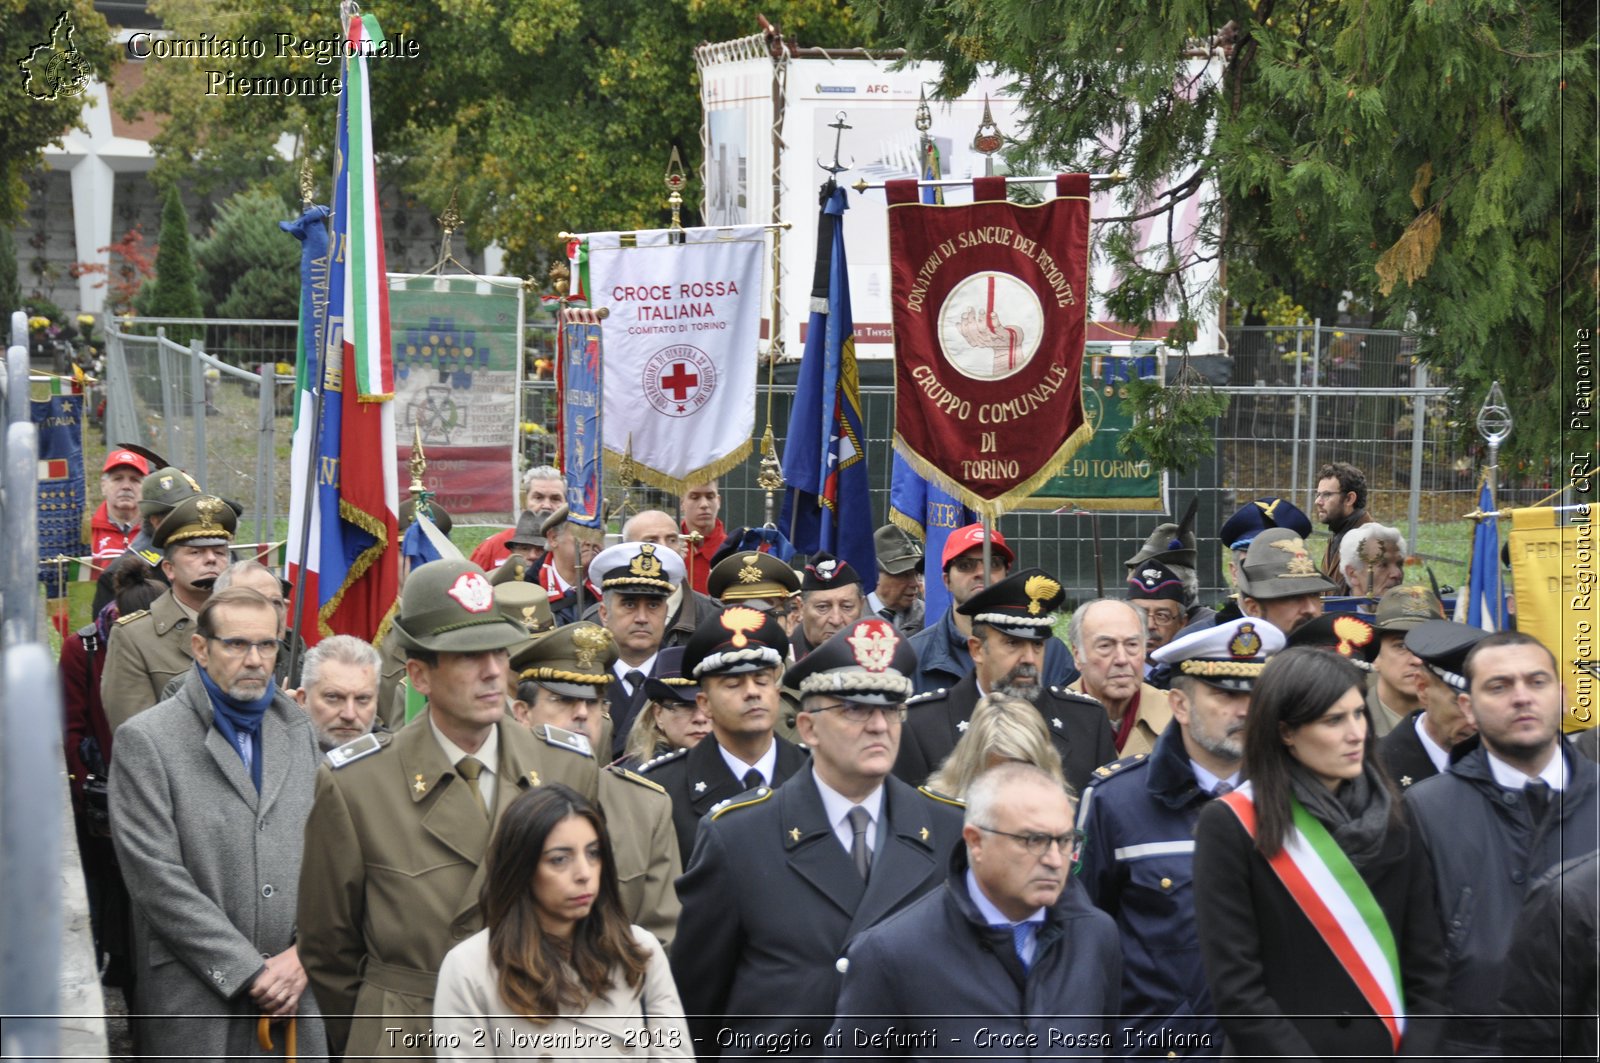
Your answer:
[643,345,717,418]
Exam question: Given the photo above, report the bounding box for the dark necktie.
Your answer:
[625,669,646,696]
[847,805,873,879]
[1524,780,1552,825]
[456,756,488,820]
[742,768,764,791]
[878,607,895,622]
[1213,780,1235,797]
[1011,923,1033,971]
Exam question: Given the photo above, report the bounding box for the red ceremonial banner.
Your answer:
[887,174,1092,516]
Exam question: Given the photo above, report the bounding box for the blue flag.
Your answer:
[1465,480,1506,630]
[780,182,877,592]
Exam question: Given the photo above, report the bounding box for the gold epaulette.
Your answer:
[607,765,667,795]
[114,609,149,626]
[918,785,965,808]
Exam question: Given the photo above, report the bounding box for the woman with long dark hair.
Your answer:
[434,784,692,1059]
[1192,647,1449,1058]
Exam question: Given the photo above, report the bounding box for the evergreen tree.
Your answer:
[195,188,299,320]
[0,226,20,325]
[140,185,204,343]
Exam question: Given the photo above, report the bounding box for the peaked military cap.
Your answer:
[1373,585,1445,634]
[874,524,925,575]
[391,559,527,654]
[643,644,700,706]
[504,508,547,549]
[1236,528,1336,600]
[707,550,800,603]
[1218,496,1314,551]
[493,580,555,637]
[957,567,1065,640]
[785,617,918,706]
[511,622,617,700]
[1285,612,1380,669]
[587,540,686,597]
[1127,560,1185,603]
[1404,619,1488,693]
[487,554,532,587]
[151,493,237,549]
[139,465,201,517]
[1151,616,1286,692]
[682,605,790,679]
[802,551,863,592]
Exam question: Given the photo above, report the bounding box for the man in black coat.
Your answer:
[1407,631,1600,1058]
[1499,850,1598,1060]
[671,618,964,1060]
[830,762,1120,1059]
[588,540,687,759]
[1378,620,1486,790]
[638,605,808,859]
[895,569,1114,792]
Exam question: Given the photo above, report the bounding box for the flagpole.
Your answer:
[1475,382,1513,628]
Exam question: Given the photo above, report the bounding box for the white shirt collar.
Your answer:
[1189,759,1241,794]
[1486,746,1567,792]
[717,736,777,787]
[965,867,1046,927]
[613,653,659,688]
[813,772,885,843]
[429,715,498,778]
[1414,716,1452,773]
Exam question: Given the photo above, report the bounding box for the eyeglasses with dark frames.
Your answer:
[975,824,1085,856]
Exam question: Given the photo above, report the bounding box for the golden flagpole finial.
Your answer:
[664,146,687,232]
[409,421,427,498]
[298,126,315,208]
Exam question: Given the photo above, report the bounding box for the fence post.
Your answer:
[103,325,135,447]
[2,422,38,648]
[1306,318,1322,503]
[256,363,275,544]
[156,328,181,464]
[1408,362,1427,551]
[0,643,65,1061]
[8,310,26,349]
[1290,320,1304,504]
[5,345,28,430]
[190,336,208,487]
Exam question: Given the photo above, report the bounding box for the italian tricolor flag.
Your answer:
[344,11,392,400]
[1220,786,1406,1050]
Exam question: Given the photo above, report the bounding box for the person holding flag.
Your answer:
[779,179,877,589]
[1191,647,1449,1058]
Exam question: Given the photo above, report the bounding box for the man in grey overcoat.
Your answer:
[110,586,327,1059]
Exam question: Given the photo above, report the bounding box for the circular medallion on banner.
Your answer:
[937,271,1044,382]
[643,345,718,417]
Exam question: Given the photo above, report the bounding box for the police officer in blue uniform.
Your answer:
[1075,616,1285,1057]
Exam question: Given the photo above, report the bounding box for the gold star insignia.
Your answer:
[528,770,541,786]
[789,828,802,842]
[919,827,930,841]
[413,774,427,794]
[1400,775,1413,787]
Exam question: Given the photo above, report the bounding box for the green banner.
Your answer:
[1015,346,1166,512]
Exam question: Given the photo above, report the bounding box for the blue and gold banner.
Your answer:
[33,391,85,598]
[558,308,605,533]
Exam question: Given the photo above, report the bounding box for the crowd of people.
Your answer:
[58,456,1596,1060]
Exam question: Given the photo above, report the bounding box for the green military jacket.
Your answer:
[101,589,197,733]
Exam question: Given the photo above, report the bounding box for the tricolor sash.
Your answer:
[1219,785,1406,1050]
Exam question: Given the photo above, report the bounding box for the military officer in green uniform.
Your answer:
[101,493,235,732]
[89,463,202,615]
[296,559,600,1060]
[509,623,684,945]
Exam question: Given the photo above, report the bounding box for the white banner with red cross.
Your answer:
[581,227,765,490]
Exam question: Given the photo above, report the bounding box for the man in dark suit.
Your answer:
[1378,620,1486,790]
[895,569,1115,792]
[638,606,808,858]
[588,540,687,759]
[672,617,964,1059]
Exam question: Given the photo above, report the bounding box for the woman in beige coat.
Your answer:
[434,784,692,1060]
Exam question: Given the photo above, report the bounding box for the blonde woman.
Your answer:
[927,693,1067,799]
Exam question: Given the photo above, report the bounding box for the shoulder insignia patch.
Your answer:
[114,609,150,626]
[918,785,966,809]
[908,688,946,705]
[538,724,594,758]
[324,731,390,769]
[710,786,771,820]
[635,747,688,774]
[607,765,667,795]
[136,548,161,566]
[1088,756,1146,783]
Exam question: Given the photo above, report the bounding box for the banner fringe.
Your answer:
[603,440,753,495]
[888,507,926,541]
[892,418,1096,521]
[316,498,393,641]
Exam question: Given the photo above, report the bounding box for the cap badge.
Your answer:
[812,559,838,581]
[520,605,544,629]
[195,496,225,526]
[847,619,898,672]
[1268,536,1320,576]
[630,543,664,580]
[446,572,494,613]
[1332,616,1375,657]
[719,606,765,648]
[571,624,613,670]
[1229,622,1263,658]
[738,554,764,584]
[1257,498,1281,518]
[158,475,174,490]
[1024,574,1061,615]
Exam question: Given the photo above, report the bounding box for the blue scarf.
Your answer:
[198,666,273,792]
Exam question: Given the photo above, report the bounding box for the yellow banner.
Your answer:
[1508,506,1600,732]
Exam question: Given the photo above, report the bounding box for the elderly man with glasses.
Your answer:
[672,618,964,1060]
[110,586,328,1059]
[830,761,1121,1058]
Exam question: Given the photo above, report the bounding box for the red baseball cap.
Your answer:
[103,449,151,475]
[941,524,1015,570]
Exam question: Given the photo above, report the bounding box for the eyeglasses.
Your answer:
[1314,491,1343,501]
[208,637,281,659]
[808,702,908,724]
[1143,608,1182,625]
[976,825,1084,856]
